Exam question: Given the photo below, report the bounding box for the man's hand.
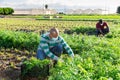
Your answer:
[58,58,64,62]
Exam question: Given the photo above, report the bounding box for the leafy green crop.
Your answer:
[21,57,51,79]
[49,53,120,80]
[48,34,120,80]
[0,30,39,51]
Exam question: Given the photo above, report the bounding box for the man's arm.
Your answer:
[104,22,109,28]
[96,23,103,34]
[96,23,101,30]
[60,37,74,57]
[104,22,109,32]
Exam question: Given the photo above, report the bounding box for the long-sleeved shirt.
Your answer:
[96,22,108,30]
[38,33,74,61]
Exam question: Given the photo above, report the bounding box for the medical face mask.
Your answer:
[100,23,103,26]
[52,37,58,41]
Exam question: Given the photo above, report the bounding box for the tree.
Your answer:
[117,6,120,14]
[0,7,14,15]
[45,4,48,9]
[7,7,14,14]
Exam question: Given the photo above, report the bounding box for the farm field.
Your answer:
[0,15,120,80]
[10,14,120,19]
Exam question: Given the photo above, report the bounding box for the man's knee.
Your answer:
[106,27,109,33]
[36,49,46,60]
[56,44,63,53]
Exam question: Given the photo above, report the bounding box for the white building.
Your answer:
[13,9,31,15]
[13,9,57,15]
[65,8,109,14]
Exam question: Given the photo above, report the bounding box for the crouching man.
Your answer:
[96,19,109,36]
[36,28,74,62]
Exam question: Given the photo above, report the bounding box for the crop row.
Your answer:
[0,30,39,51]
[0,18,116,32]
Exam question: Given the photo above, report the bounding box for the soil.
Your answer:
[0,49,34,80]
[0,49,50,80]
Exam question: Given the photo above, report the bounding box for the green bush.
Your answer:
[0,7,14,15]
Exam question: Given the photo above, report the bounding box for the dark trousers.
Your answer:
[96,27,109,36]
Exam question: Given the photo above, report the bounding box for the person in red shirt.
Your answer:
[96,19,109,36]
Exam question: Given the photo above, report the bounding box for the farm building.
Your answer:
[13,9,57,15]
[65,9,109,14]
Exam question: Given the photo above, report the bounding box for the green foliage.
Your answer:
[0,15,120,79]
[49,52,120,80]
[48,34,120,80]
[0,30,39,51]
[22,57,51,78]
[71,26,96,34]
[0,7,14,15]
[35,15,120,21]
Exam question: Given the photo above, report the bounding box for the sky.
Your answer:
[0,0,120,13]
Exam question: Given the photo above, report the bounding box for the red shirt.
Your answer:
[96,22,108,30]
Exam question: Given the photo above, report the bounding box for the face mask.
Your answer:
[52,37,58,41]
[100,23,103,26]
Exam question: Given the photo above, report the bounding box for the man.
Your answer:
[96,19,109,36]
[37,28,74,61]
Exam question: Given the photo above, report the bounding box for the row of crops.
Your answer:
[0,30,39,51]
[62,15,120,20]
[10,14,120,20]
[0,18,117,33]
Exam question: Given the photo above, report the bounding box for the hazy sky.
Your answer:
[0,0,120,13]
